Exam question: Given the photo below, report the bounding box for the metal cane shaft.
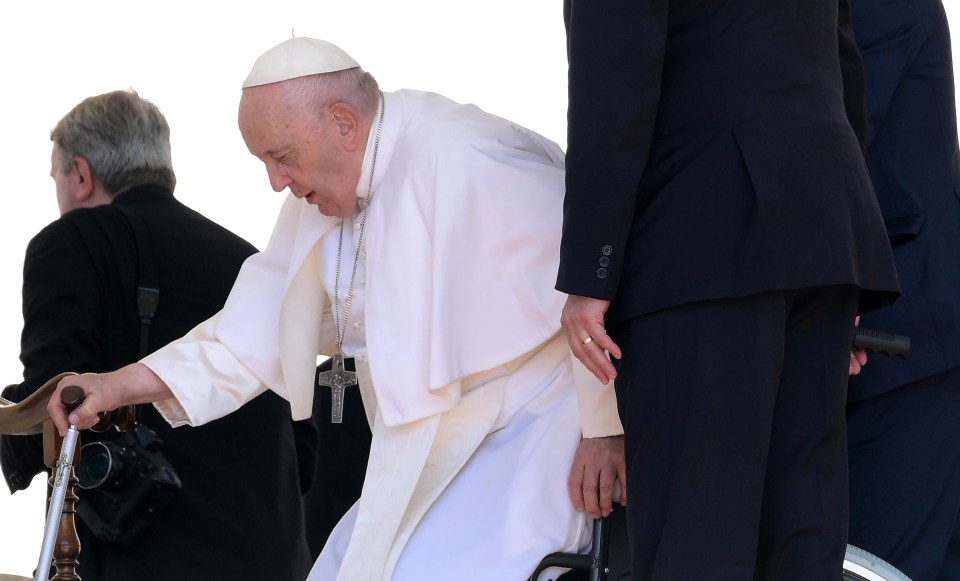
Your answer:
[35,384,85,581]
[35,424,79,581]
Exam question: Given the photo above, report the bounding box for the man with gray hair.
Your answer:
[47,40,625,581]
[2,89,315,580]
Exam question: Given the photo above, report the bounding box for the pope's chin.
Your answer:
[313,200,342,217]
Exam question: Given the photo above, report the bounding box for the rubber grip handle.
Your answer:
[853,327,910,358]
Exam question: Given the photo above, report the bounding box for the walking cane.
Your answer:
[34,385,85,581]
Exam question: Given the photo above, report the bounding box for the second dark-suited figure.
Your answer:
[0,90,314,580]
[557,0,900,579]
[847,1,960,579]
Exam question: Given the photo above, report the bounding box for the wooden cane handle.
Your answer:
[60,385,85,411]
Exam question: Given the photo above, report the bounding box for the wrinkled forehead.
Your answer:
[239,85,282,126]
[239,85,317,157]
[239,87,288,137]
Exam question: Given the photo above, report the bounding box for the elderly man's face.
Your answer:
[238,84,364,219]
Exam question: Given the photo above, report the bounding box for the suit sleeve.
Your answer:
[1,221,106,493]
[847,0,927,157]
[557,0,669,299]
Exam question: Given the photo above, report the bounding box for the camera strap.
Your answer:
[114,204,159,359]
[114,204,160,425]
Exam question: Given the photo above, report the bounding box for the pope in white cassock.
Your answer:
[48,37,625,581]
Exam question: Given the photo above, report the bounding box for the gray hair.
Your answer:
[279,68,381,119]
[50,89,176,195]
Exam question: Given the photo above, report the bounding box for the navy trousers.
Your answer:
[848,366,960,581]
[610,286,859,580]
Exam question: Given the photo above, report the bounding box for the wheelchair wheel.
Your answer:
[542,511,912,581]
[843,544,912,581]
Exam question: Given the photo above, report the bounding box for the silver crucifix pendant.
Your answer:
[316,351,358,423]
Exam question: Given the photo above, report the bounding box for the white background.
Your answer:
[0,0,957,575]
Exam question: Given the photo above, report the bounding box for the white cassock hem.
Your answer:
[309,335,591,581]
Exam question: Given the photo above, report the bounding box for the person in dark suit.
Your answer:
[556,0,901,578]
[0,89,314,580]
[846,1,960,579]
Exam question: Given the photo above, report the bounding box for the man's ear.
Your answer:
[328,103,361,149]
[72,157,96,201]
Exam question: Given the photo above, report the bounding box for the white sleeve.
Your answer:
[572,355,624,439]
[143,312,269,427]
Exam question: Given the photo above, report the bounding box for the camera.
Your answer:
[74,423,181,545]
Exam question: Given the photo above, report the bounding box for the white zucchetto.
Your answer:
[242,37,360,89]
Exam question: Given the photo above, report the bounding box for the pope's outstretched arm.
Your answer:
[48,363,173,435]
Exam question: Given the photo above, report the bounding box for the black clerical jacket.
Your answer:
[1,185,314,580]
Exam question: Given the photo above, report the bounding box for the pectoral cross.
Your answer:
[316,351,357,423]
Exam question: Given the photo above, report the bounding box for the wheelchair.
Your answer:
[529,505,912,581]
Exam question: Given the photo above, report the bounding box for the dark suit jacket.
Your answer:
[0,185,313,580]
[848,0,960,401]
[558,0,900,322]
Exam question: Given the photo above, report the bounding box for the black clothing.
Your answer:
[1,185,313,580]
[610,286,860,579]
[558,0,899,317]
[558,0,900,577]
[847,1,960,578]
[847,0,960,400]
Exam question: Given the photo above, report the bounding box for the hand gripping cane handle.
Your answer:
[59,385,135,433]
[34,385,86,581]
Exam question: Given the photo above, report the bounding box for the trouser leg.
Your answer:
[610,286,857,581]
[847,366,960,581]
[938,514,960,581]
[752,286,858,580]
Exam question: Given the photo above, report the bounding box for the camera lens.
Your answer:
[77,441,125,490]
